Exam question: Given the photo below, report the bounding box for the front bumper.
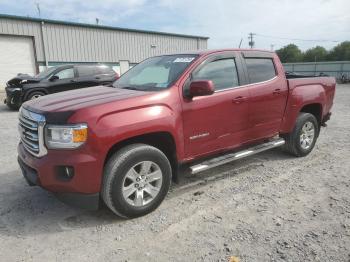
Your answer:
[17,142,101,210]
[4,87,23,106]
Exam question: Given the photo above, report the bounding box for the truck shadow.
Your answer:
[0,104,16,113]
[0,148,293,237]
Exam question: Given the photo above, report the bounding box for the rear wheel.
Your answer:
[283,112,319,157]
[102,144,172,218]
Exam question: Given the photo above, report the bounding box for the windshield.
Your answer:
[35,66,58,79]
[113,54,198,91]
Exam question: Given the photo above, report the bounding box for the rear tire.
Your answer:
[283,112,319,157]
[102,144,172,218]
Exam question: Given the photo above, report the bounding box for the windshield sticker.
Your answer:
[173,57,195,63]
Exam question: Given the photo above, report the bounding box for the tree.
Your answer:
[327,41,350,61]
[276,44,303,63]
[303,46,328,62]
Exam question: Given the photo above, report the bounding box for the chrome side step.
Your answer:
[190,138,285,174]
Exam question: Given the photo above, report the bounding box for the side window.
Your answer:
[54,68,74,79]
[192,58,239,90]
[245,58,276,83]
[77,66,94,77]
[95,66,115,75]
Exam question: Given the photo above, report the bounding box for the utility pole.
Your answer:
[270,44,275,51]
[248,32,255,49]
[96,18,99,25]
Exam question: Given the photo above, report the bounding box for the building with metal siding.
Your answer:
[0,14,208,88]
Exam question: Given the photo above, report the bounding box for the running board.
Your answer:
[190,138,285,174]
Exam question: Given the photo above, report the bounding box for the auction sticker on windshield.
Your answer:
[173,57,195,63]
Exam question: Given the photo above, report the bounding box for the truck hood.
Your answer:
[24,86,149,122]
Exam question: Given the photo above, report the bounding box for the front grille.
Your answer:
[18,107,47,157]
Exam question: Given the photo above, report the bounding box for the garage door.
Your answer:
[0,35,36,89]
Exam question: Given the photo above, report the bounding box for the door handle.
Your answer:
[95,76,101,79]
[232,96,246,104]
[273,88,281,95]
[70,79,77,83]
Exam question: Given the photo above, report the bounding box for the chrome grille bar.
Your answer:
[18,107,47,157]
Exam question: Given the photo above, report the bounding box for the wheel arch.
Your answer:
[104,131,179,182]
[300,103,323,128]
[23,88,48,101]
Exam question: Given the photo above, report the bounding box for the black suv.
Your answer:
[4,64,119,110]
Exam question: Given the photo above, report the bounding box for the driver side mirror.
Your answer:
[188,80,215,98]
[49,75,59,82]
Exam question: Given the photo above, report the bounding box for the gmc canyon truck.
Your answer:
[17,49,335,218]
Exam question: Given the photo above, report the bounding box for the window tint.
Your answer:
[54,68,74,79]
[77,66,94,77]
[245,58,276,83]
[192,58,239,90]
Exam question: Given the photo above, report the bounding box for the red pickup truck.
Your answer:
[17,49,335,218]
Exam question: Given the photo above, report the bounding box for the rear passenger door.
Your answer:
[75,66,99,89]
[242,52,288,140]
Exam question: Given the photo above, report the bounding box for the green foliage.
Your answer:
[276,44,303,63]
[327,41,350,61]
[276,41,350,63]
[303,46,328,62]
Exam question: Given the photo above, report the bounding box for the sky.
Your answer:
[0,0,349,51]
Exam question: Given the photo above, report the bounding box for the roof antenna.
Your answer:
[35,3,41,18]
[238,38,243,48]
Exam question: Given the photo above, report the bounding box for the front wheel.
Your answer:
[102,144,172,218]
[283,112,319,157]
[27,91,45,101]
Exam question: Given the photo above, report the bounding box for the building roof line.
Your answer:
[0,13,209,40]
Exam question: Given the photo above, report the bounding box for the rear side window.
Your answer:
[245,58,276,83]
[77,66,94,77]
[193,58,239,91]
[95,66,115,75]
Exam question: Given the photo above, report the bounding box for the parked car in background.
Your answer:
[4,64,119,110]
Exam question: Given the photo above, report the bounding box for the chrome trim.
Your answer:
[190,137,285,174]
[214,76,278,93]
[18,107,47,157]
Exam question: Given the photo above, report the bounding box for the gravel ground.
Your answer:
[0,85,349,262]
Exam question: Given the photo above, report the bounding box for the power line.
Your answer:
[255,33,340,43]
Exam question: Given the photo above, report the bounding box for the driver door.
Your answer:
[47,66,76,94]
[181,53,251,159]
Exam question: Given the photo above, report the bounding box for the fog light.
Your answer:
[56,166,74,181]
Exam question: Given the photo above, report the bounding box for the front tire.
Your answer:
[27,91,45,101]
[283,112,319,157]
[102,144,172,218]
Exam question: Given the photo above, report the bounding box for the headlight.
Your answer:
[45,124,88,149]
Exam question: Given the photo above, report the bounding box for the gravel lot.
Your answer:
[0,85,349,262]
